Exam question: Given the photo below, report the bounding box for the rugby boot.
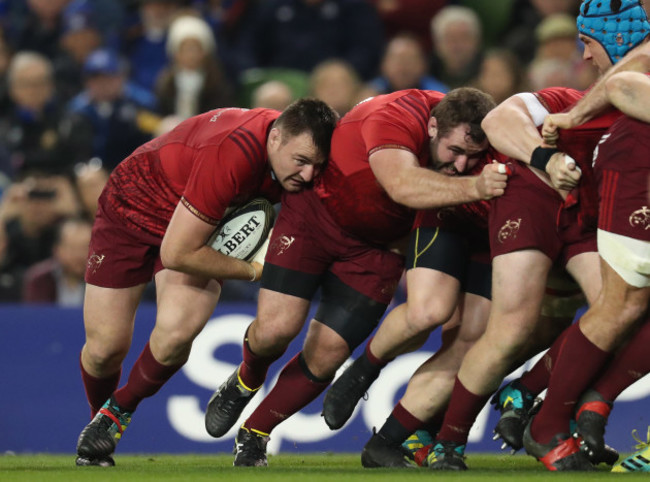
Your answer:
[75,455,115,467]
[233,427,269,467]
[322,355,381,430]
[573,389,613,462]
[612,427,650,473]
[413,444,433,467]
[427,440,468,471]
[491,379,538,452]
[76,395,132,459]
[522,421,594,471]
[361,431,414,468]
[402,430,434,464]
[205,368,259,437]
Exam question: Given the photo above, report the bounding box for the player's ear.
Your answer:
[268,127,282,151]
[428,117,438,139]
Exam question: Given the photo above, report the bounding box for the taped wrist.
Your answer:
[530,146,558,172]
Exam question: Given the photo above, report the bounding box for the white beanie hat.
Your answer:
[166,15,216,57]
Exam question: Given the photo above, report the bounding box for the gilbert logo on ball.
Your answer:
[208,198,275,261]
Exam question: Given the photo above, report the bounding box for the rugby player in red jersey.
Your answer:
[422,0,650,472]
[74,99,338,466]
[203,87,509,466]
[519,0,650,470]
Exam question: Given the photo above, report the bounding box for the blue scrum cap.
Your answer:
[577,0,650,63]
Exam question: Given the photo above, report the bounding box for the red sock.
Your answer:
[531,322,609,444]
[80,354,120,419]
[113,342,183,412]
[519,326,571,395]
[593,319,650,401]
[238,331,284,390]
[243,352,330,434]
[436,377,491,444]
[366,337,392,367]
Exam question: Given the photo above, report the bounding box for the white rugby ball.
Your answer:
[207,197,276,261]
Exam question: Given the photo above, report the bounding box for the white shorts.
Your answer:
[598,229,650,288]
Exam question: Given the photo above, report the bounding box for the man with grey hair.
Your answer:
[0,51,69,175]
[429,5,483,89]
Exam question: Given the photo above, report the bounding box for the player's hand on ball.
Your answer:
[547,153,582,191]
[476,161,510,199]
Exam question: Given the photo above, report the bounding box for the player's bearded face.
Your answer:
[429,124,487,176]
[269,130,325,192]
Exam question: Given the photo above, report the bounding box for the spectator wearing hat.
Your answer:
[497,0,580,66]
[59,48,159,171]
[155,14,234,124]
[53,0,106,102]
[528,12,599,90]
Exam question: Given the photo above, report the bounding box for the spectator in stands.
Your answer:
[533,12,598,89]
[527,57,578,91]
[59,48,158,171]
[0,29,12,112]
[0,51,69,177]
[54,0,105,102]
[472,48,526,104]
[22,216,92,306]
[498,0,581,65]
[0,174,81,301]
[429,5,483,89]
[234,0,384,81]
[4,0,69,59]
[367,32,448,95]
[309,58,365,117]
[155,14,234,120]
[192,0,258,85]
[123,0,185,95]
[73,158,109,220]
[251,80,294,111]
[368,0,448,54]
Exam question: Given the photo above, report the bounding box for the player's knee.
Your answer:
[249,317,301,352]
[405,301,450,335]
[303,340,349,379]
[84,342,128,375]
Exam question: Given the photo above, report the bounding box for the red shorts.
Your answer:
[85,201,165,288]
[594,116,650,241]
[266,189,404,304]
[489,162,596,265]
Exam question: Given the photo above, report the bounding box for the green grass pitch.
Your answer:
[0,453,639,481]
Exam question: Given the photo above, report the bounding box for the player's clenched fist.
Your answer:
[475,161,510,199]
[541,113,575,148]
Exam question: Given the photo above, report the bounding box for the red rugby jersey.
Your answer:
[100,108,282,238]
[534,87,622,230]
[414,147,506,237]
[315,89,445,244]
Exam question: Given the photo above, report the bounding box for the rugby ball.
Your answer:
[207,198,276,261]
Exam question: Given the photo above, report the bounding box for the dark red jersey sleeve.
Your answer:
[533,87,584,114]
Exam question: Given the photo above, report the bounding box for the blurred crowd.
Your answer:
[0,0,599,305]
